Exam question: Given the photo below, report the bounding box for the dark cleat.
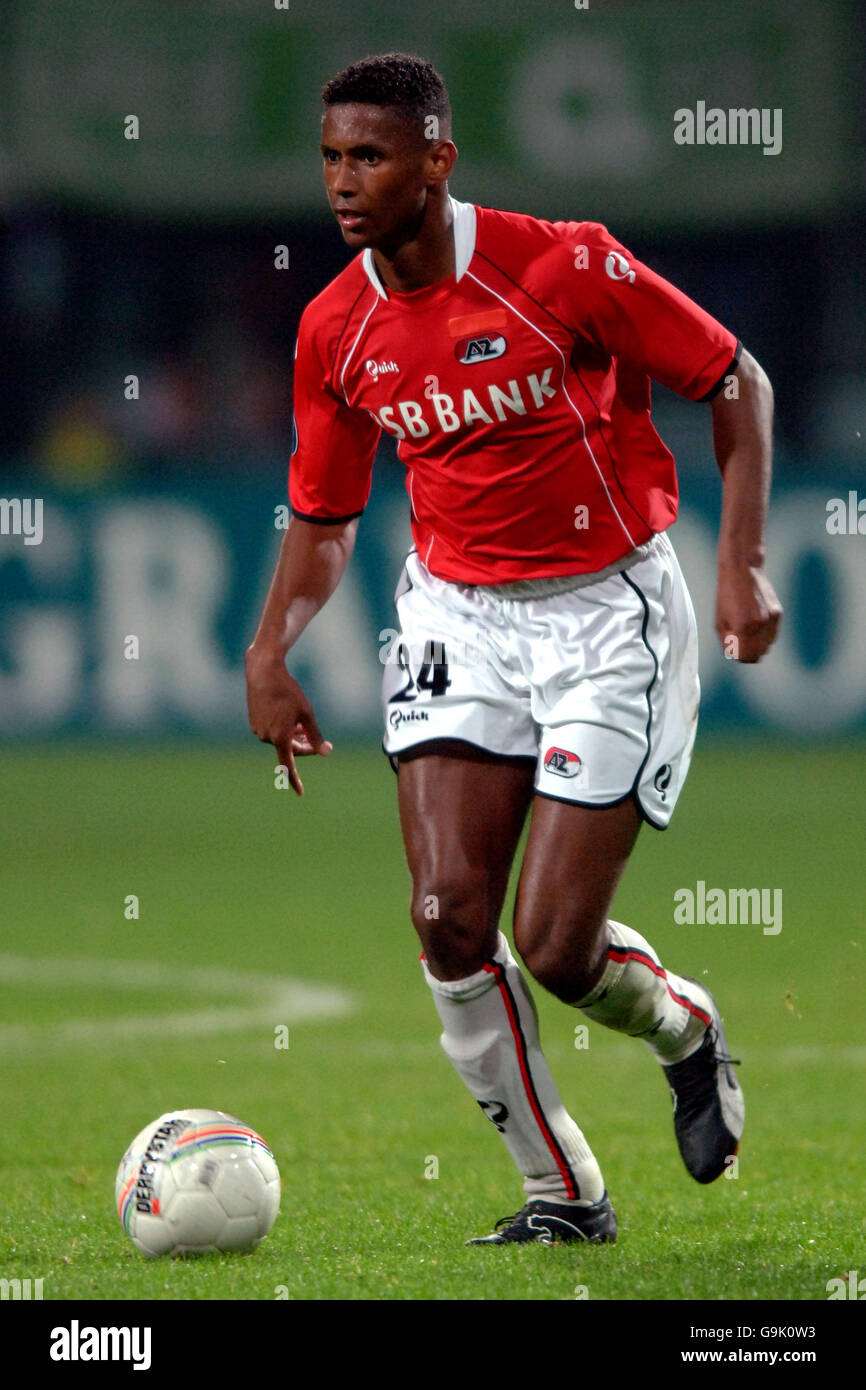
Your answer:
[663,983,744,1184]
[466,1192,617,1246]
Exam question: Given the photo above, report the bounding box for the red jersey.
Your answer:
[289,198,739,584]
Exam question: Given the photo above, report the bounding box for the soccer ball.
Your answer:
[115,1109,281,1257]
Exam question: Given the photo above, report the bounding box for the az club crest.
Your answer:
[455,334,507,364]
[543,747,582,778]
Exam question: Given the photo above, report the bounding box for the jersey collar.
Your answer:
[361,195,476,300]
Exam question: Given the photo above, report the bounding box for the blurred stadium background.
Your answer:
[1,0,864,1303]
[2,0,865,743]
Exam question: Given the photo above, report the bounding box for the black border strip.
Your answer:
[531,786,667,831]
[620,569,664,828]
[697,339,743,402]
[290,507,364,525]
[383,734,537,773]
[533,788,633,811]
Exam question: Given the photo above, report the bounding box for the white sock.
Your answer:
[575,919,712,1065]
[422,931,605,1205]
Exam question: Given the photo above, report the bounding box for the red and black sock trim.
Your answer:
[483,959,580,1200]
[607,945,712,1028]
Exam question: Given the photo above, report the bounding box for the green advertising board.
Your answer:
[0,471,863,741]
[7,0,861,227]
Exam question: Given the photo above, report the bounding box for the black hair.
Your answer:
[322,53,452,140]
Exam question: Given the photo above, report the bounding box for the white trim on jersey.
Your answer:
[361,196,477,298]
[464,267,638,552]
[451,197,477,280]
[362,251,387,299]
[338,298,380,403]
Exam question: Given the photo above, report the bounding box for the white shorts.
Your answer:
[381,531,700,828]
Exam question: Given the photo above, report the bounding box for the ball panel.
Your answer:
[214,1159,267,1217]
[215,1214,263,1251]
[162,1188,226,1251]
[258,1177,282,1237]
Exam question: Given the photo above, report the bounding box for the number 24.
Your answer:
[391,640,452,702]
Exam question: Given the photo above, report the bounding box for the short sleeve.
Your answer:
[566,222,740,401]
[288,306,381,523]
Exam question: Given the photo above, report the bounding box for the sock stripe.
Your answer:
[667,984,712,1029]
[483,960,579,1200]
[607,947,712,1028]
[608,944,660,973]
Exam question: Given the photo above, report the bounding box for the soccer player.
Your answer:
[246,53,781,1245]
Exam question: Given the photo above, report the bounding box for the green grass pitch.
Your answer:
[1,739,863,1301]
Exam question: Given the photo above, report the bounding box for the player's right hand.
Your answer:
[245,649,332,796]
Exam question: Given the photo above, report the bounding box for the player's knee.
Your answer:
[520,946,597,1002]
[516,914,609,1003]
[409,875,498,977]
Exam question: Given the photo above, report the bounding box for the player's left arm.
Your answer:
[562,221,782,663]
[709,348,782,663]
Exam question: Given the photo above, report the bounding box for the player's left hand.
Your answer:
[715,563,782,663]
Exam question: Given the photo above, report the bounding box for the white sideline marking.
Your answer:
[0,958,858,1065]
[0,954,356,1052]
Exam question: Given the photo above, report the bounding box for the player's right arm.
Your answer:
[245,515,357,796]
[246,290,380,795]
